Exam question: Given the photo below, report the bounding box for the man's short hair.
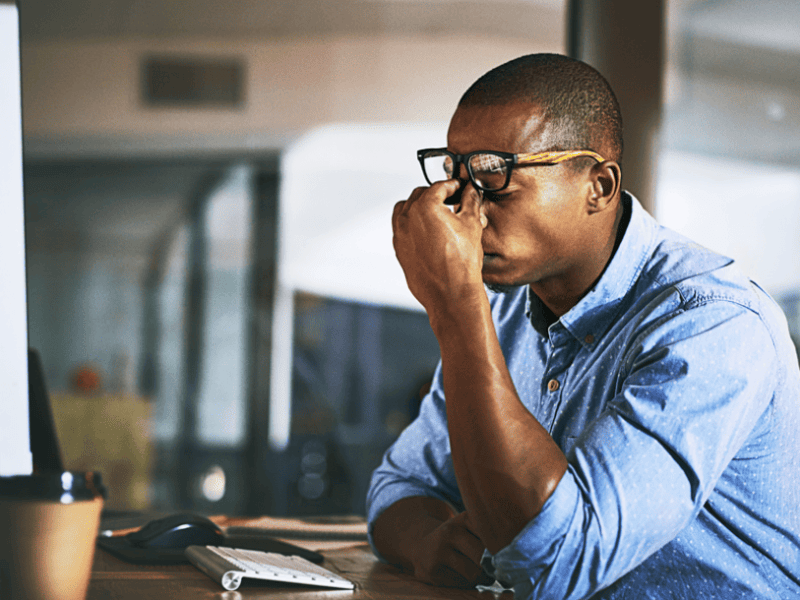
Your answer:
[459,54,623,163]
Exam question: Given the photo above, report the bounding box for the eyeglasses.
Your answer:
[417,148,606,193]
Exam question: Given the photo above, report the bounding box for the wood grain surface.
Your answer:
[88,542,510,599]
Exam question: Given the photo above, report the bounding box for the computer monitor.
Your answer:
[28,349,64,473]
[0,0,33,476]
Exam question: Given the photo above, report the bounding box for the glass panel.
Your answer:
[282,292,442,516]
[658,0,800,345]
[196,165,254,446]
[153,223,189,443]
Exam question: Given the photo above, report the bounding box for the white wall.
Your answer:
[21,34,551,154]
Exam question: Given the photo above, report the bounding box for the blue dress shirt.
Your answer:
[366,193,800,599]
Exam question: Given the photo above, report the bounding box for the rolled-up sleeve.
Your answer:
[491,302,778,600]
[366,362,463,560]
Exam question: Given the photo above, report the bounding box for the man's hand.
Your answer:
[391,180,487,314]
[372,496,493,589]
[408,510,495,588]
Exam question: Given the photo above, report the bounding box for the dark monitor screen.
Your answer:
[28,349,64,474]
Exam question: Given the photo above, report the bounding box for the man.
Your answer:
[366,54,800,599]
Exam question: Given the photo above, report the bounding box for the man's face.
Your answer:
[446,102,598,292]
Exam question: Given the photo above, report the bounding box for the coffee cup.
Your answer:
[0,471,105,600]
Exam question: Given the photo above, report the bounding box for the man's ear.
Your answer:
[587,161,621,213]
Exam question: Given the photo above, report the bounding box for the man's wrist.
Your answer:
[427,283,490,341]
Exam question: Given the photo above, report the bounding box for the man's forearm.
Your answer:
[431,293,568,554]
[372,496,455,568]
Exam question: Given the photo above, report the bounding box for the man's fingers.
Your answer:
[434,559,483,588]
[434,179,462,202]
[411,180,461,209]
[392,200,405,230]
[418,549,485,589]
[437,512,490,586]
[397,181,464,223]
[447,513,487,562]
[394,181,464,233]
[454,529,486,564]
[456,184,482,218]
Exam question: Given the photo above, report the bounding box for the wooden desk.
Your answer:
[89,543,509,599]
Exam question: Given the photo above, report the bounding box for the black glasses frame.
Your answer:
[417,148,516,193]
[417,147,606,193]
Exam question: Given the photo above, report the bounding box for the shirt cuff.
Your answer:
[490,468,581,595]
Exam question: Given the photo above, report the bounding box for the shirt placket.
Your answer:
[541,325,576,433]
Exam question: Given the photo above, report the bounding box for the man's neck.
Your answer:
[531,195,629,321]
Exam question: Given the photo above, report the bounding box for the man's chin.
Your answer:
[485,282,523,295]
[482,255,525,294]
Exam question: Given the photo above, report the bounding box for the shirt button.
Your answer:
[547,379,560,392]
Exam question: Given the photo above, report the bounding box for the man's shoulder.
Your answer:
[640,226,759,312]
[632,226,793,357]
[621,194,758,312]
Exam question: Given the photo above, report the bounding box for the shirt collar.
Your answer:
[527,192,656,346]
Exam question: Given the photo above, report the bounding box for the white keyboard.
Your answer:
[186,545,355,591]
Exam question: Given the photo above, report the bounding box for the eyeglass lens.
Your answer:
[422,151,509,192]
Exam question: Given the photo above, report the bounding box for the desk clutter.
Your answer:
[97,512,368,565]
[221,513,369,552]
[95,512,365,593]
[98,512,326,564]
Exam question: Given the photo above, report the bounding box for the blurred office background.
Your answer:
[19,0,800,516]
